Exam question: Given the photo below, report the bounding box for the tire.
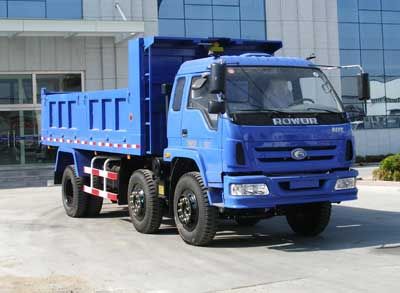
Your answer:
[174,172,218,246]
[61,165,87,218]
[127,169,162,234]
[286,202,332,236]
[235,216,261,227]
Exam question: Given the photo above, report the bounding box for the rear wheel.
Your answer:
[127,169,162,234]
[286,202,331,236]
[61,165,87,218]
[174,172,218,246]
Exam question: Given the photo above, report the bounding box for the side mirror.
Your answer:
[209,63,226,94]
[358,73,370,101]
[208,100,225,114]
[161,83,172,96]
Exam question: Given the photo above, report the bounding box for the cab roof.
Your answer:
[177,55,315,76]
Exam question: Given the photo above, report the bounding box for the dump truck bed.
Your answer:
[40,88,146,156]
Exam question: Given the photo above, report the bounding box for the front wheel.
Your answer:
[286,202,331,236]
[174,172,218,246]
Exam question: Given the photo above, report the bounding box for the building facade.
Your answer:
[0,0,157,170]
[0,0,399,176]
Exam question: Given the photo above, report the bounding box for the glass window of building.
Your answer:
[0,75,32,104]
[0,1,6,18]
[383,25,400,49]
[36,74,82,103]
[46,0,83,19]
[338,0,400,128]
[359,0,381,10]
[382,11,400,24]
[0,73,82,166]
[8,0,46,19]
[359,10,381,24]
[384,50,400,75]
[1,0,82,19]
[339,23,360,49]
[361,50,384,76]
[382,0,400,11]
[158,0,266,40]
[337,0,358,23]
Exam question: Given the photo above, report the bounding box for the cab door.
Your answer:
[180,75,223,184]
[167,77,187,148]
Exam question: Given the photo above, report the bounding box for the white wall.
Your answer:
[354,129,400,156]
[0,36,130,91]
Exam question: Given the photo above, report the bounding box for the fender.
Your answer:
[55,147,91,181]
[165,147,223,206]
[164,147,223,188]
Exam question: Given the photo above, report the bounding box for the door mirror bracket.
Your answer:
[208,100,226,114]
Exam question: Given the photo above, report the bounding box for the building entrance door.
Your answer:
[0,111,22,165]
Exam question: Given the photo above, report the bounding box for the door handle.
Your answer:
[182,129,188,137]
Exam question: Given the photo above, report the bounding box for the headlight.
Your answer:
[230,184,269,196]
[335,177,356,190]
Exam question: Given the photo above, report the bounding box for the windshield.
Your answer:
[225,66,343,114]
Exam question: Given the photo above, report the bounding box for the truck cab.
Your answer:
[165,53,360,207]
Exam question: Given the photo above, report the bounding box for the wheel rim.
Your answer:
[129,184,146,221]
[64,178,74,207]
[177,190,198,231]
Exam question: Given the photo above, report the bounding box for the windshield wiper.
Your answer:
[233,109,290,114]
[304,107,341,114]
[260,109,291,114]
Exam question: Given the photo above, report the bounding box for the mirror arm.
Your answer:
[217,92,225,101]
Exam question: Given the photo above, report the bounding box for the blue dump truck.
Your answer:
[41,37,370,246]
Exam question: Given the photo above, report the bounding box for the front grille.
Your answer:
[255,145,336,152]
[258,155,334,162]
[255,144,337,163]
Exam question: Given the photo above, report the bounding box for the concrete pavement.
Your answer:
[0,184,399,293]
[354,164,379,180]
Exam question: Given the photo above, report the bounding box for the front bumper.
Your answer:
[220,169,358,209]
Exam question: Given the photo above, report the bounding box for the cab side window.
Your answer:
[172,77,185,111]
[188,76,218,129]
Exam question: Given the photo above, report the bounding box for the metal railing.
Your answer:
[351,115,400,130]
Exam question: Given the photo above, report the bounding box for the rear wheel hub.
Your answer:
[130,185,145,220]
